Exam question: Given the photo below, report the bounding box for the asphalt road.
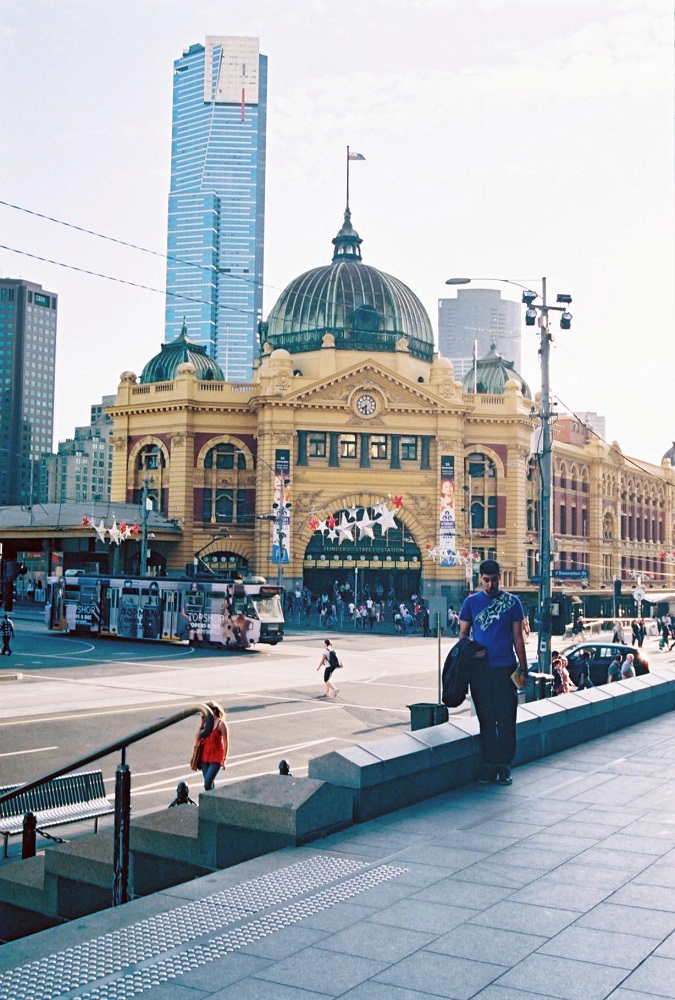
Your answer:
[0,622,453,854]
[1,621,672,861]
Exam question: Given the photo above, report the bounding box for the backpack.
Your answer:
[328,649,340,669]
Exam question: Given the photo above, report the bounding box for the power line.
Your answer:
[552,393,674,492]
[0,244,253,318]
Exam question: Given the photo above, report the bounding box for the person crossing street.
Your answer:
[317,638,342,698]
[1,614,14,656]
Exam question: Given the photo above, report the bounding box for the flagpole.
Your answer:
[346,145,350,210]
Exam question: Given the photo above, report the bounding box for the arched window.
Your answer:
[202,442,248,525]
[137,444,165,471]
[204,443,246,470]
[603,511,613,540]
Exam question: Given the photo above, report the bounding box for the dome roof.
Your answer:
[461,341,532,399]
[662,442,675,466]
[259,209,434,362]
[140,322,225,384]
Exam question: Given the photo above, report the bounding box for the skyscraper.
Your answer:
[438,289,522,378]
[0,279,57,505]
[165,36,267,379]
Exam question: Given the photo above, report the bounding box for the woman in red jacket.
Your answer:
[198,701,229,790]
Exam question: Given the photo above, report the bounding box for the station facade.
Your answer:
[105,209,675,614]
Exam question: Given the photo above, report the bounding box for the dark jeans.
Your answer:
[201,761,221,790]
[1,637,10,654]
[470,663,518,768]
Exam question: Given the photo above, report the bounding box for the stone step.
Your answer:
[0,855,59,942]
[130,805,213,896]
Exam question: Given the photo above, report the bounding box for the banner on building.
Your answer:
[272,449,291,565]
[439,455,456,566]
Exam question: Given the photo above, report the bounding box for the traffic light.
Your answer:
[613,578,622,599]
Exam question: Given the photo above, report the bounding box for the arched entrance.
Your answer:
[303,507,421,602]
[196,548,249,577]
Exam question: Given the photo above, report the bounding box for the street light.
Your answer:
[445,275,573,674]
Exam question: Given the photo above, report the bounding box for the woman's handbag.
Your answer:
[190,738,204,772]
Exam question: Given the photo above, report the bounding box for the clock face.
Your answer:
[356,393,377,416]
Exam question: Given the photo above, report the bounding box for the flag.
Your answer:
[348,151,365,160]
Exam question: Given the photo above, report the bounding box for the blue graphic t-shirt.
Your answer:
[459,590,524,668]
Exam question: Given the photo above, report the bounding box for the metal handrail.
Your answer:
[0,703,214,906]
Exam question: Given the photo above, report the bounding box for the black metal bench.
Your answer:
[0,770,114,857]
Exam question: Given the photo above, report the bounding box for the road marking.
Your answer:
[0,745,58,758]
[126,739,345,796]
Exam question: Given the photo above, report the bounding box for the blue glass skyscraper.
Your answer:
[165,36,267,379]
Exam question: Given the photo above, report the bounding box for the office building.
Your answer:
[42,396,115,505]
[438,288,522,377]
[165,35,267,379]
[0,279,57,505]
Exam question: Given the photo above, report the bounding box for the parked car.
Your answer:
[562,642,649,688]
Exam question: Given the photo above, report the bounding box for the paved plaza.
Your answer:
[2,706,675,999]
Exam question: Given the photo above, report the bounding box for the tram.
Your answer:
[44,573,284,649]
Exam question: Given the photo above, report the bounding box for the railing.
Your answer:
[0,704,214,907]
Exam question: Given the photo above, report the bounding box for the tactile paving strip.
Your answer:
[0,855,407,1000]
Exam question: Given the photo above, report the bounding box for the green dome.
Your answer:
[140,322,225,384]
[259,209,434,362]
[461,341,532,398]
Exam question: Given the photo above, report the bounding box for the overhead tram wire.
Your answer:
[551,392,674,494]
[0,197,379,335]
[0,244,253,319]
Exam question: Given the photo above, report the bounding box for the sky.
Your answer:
[1,0,673,465]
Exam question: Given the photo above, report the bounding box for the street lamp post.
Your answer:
[139,477,154,577]
[445,276,573,674]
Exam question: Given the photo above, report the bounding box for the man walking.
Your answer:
[459,559,528,786]
[1,613,14,655]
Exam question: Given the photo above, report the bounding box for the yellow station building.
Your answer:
[106,207,674,615]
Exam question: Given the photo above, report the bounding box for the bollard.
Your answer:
[278,759,292,776]
[21,811,37,859]
[168,781,195,806]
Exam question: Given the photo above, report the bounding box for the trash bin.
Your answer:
[525,672,553,702]
[407,702,449,731]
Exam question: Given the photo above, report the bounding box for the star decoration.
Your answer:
[356,511,376,540]
[327,515,337,530]
[372,502,388,516]
[316,519,328,536]
[108,520,123,545]
[337,513,354,544]
[347,505,359,519]
[327,527,338,542]
[376,505,398,532]
[130,523,140,537]
[307,515,319,531]
[82,516,90,527]
[93,518,107,543]
[392,495,404,508]
[426,546,439,561]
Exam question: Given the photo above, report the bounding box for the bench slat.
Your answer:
[0,771,114,855]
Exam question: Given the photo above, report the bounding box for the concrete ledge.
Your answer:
[198,775,353,868]
[44,833,115,921]
[131,807,213,896]
[312,668,675,823]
